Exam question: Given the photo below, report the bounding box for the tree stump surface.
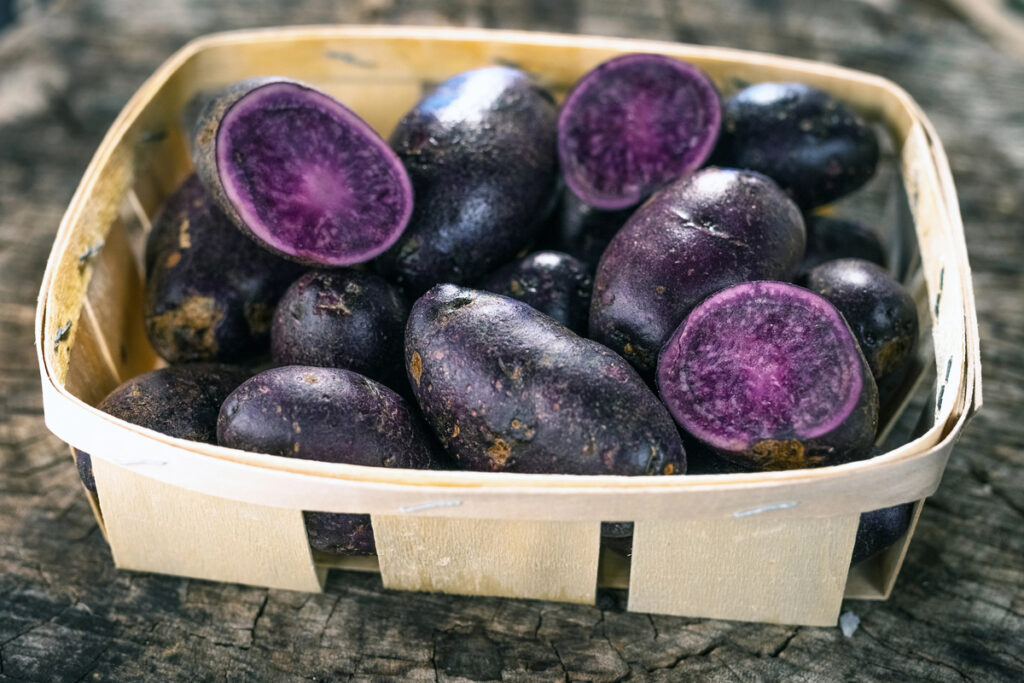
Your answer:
[1,1,1021,680]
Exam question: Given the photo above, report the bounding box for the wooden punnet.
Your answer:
[35,26,982,627]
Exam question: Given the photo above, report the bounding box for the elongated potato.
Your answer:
[405,285,685,475]
[378,67,559,293]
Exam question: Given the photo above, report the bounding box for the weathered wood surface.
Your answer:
[1,0,1021,680]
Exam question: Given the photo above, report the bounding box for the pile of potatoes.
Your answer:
[78,55,919,563]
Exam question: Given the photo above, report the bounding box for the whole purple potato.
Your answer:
[75,364,249,494]
[658,281,878,470]
[713,82,879,209]
[590,168,805,377]
[405,285,686,475]
[543,189,633,271]
[852,503,914,566]
[217,366,443,555]
[271,270,409,391]
[807,259,919,406]
[144,174,304,364]
[378,67,559,293]
[192,78,413,267]
[797,215,886,282]
[481,251,593,334]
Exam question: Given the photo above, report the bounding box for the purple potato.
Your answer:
[658,281,878,470]
[807,259,919,406]
[481,251,593,334]
[713,82,879,209]
[193,77,413,267]
[378,67,559,293]
[590,168,805,377]
[851,503,914,566]
[75,364,249,494]
[144,174,304,363]
[271,270,409,391]
[217,366,442,555]
[558,54,721,210]
[543,189,633,271]
[405,285,686,475]
[797,215,886,283]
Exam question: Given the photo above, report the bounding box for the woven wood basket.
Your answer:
[35,26,982,626]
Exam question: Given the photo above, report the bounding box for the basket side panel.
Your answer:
[628,514,859,626]
[372,516,601,604]
[91,454,325,592]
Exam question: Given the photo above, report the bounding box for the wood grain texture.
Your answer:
[374,517,600,604]
[628,515,860,626]
[1,0,1022,680]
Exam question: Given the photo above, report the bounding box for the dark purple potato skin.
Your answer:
[590,168,805,377]
[378,67,559,293]
[658,281,878,471]
[797,215,886,283]
[542,189,633,271]
[218,366,442,556]
[271,270,409,391]
[481,251,593,334]
[807,259,919,406]
[75,364,249,494]
[144,175,304,364]
[192,77,412,267]
[405,285,686,475]
[558,54,721,210]
[713,82,879,209]
[852,503,914,566]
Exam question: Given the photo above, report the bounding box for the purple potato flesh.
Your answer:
[144,175,303,364]
[271,269,409,391]
[481,251,593,334]
[558,54,721,210]
[405,285,685,475]
[75,364,249,494]
[713,82,879,209]
[193,78,413,267]
[797,215,886,282]
[807,259,919,406]
[658,281,878,470]
[380,67,559,293]
[217,366,442,555]
[590,167,805,377]
[851,503,914,566]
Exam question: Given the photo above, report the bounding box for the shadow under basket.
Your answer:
[35,26,981,627]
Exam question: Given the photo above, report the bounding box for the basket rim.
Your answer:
[35,24,981,499]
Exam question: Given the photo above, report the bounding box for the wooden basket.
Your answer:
[35,26,982,627]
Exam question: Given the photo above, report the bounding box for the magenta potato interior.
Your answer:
[558,54,721,210]
[658,281,864,451]
[216,82,412,266]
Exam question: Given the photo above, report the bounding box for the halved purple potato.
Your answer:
[542,189,633,271]
[481,251,593,334]
[379,67,559,293]
[807,259,919,407]
[144,175,304,364]
[406,285,686,476]
[270,270,409,392]
[75,364,249,494]
[713,82,879,209]
[658,281,878,470]
[193,77,413,267]
[797,215,886,282]
[851,503,914,566]
[217,366,444,556]
[558,54,721,210]
[590,168,805,378]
